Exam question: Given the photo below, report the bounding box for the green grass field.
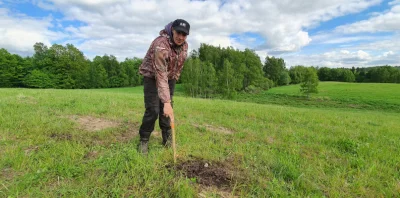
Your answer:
[1,82,400,197]
[268,82,400,104]
[236,82,400,112]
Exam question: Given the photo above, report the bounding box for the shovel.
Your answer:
[171,121,177,164]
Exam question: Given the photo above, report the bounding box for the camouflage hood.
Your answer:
[164,22,173,38]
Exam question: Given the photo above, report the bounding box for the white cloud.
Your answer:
[383,50,394,56]
[0,8,65,55]
[285,32,400,67]
[350,34,400,51]
[36,0,57,11]
[357,50,371,59]
[389,0,400,5]
[335,3,400,34]
[284,49,399,68]
[316,35,379,44]
[341,50,350,54]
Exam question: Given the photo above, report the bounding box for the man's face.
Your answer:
[172,28,187,46]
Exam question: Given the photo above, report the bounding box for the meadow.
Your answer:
[0,82,399,197]
[236,82,400,112]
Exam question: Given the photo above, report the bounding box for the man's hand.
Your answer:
[163,102,174,122]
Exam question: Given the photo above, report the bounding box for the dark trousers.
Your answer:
[139,77,175,141]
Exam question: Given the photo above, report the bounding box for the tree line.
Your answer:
[276,64,400,85]
[1,42,398,95]
[0,43,142,89]
[316,66,400,83]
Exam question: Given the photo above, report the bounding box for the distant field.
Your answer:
[236,82,400,112]
[268,82,400,104]
[0,87,399,197]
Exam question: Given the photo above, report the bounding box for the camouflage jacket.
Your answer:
[139,28,188,103]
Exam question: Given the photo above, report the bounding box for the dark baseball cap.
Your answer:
[172,19,190,35]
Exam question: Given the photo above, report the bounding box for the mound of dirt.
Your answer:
[168,157,247,197]
[173,158,241,188]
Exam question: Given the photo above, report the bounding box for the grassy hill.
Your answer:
[236,82,400,112]
[0,84,399,197]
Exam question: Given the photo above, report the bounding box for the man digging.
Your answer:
[138,19,190,155]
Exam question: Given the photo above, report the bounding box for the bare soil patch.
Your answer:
[266,137,275,144]
[193,124,234,135]
[45,177,75,190]
[0,168,19,182]
[168,157,246,195]
[0,168,17,191]
[24,146,39,156]
[396,181,400,192]
[176,160,231,187]
[152,130,162,138]
[348,104,362,108]
[84,151,99,159]
[115,122,139,143]
[17,94,37,104]
[50,133,72,141]
[53,115,139,146]
[87,122,140,146]
[198,186,239,198]
[69,115,120,132]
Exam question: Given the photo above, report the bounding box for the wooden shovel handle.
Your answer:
[171,122,176,164]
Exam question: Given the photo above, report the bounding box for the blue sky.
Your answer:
[308,1,390,34]
[1,0,399,67]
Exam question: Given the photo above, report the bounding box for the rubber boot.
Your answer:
[138,137,149,155]
[162,129,172,147]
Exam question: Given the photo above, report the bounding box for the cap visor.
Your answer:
[174,26,189,35]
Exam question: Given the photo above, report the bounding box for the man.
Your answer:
[138,19,190,154]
